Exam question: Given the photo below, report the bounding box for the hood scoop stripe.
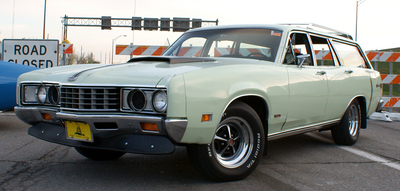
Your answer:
[127,56,216,64]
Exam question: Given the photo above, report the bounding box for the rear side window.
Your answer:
[310,36,336,66]
[332,41,367,68]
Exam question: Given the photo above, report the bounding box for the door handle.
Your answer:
[316,71,326,75]
[345,70,353,74]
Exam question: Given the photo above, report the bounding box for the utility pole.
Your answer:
[43,0,47,39]
[355,0,366,41]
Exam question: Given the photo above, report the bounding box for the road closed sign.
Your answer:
[2,39,59,68]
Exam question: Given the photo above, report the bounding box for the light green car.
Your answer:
[15,24,383,181]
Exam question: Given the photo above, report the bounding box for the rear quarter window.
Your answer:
[332,41,368,68]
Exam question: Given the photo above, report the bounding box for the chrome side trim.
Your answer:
[268,119,340,141]
[165,119,188,143]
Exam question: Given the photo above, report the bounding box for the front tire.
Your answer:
[187,101,265,181]
[331,99,361,145]
[75,147,125,161]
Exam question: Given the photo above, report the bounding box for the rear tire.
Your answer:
[75,147,125,160]
[187,101,264,181]
[331,99,361,145]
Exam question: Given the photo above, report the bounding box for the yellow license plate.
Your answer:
[65,121,93,142]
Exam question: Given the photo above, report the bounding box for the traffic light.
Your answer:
[101,16,112,30]
[132,17,142,30]
[173,18,190,32]
[192,19,202,29]
[144,18,158,31]
[160,18,170,31]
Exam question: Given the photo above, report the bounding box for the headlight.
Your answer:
[37,86,47,103]
[128,89,146,111]
[23,85,39,103]
[152,90,167,113]
[48,86,59,104]
[21,84,59,105]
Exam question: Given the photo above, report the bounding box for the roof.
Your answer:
[188,23,354,41]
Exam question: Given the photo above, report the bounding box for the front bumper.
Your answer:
[15,107,188,154]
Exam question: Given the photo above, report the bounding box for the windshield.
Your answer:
[163,28,282,62]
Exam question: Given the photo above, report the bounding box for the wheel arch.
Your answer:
[344,96,367,129]
[354,96,367,129]
[227,95,269,155]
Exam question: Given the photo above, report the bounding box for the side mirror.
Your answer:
[297,54,310,67]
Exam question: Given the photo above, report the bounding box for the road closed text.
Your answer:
[2,39,59,68]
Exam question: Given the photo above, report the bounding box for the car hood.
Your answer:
[18,57,274,87]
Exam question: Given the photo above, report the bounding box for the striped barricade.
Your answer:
[380,74,400,108]
[116,45,272,57]
[366,52,400,62]
[116,45,168,56]
[382,97,400,108]
[381,74,400,84]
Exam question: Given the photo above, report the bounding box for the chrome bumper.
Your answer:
[14,107,188,144]
[376,99,384,112]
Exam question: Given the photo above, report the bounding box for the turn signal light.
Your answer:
[140,122,159,131]
[42,113,52,121]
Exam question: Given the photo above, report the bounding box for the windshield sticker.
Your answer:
[271,31,282,37]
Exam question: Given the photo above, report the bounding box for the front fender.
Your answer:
[178,64,289,144]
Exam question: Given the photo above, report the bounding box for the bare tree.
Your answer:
[86,52,100,64]
[72,51,100,64]
[66,53,77,65]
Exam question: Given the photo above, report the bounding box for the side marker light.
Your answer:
[201,114,212,122]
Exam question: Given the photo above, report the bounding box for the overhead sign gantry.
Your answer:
[62,15,218,40]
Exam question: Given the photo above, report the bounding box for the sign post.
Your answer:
[2,39,59,68]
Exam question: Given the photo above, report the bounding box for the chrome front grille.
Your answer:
[60,86,120,111]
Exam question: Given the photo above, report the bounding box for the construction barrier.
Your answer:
[367,52,400,62]
[369,52,400,109]
[380,74,400,109]
[116,45,271,57]
[116,45,168,56]
[381,74,400,84]
[116,46,400,63]
[382,97,400,108]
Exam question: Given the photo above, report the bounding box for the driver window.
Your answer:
[283,33,313,66]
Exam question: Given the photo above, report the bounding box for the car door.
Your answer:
[282,33,329,130]
[309,35,356,121]
[327,40,373,118]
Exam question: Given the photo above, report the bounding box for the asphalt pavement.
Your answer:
[1,111,399,191]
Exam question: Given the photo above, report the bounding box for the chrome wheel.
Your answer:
[348,104,360,137]
[186,101,264,181]
[331,99,361,145]
[212,116,253,168]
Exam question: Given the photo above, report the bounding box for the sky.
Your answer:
[0,0,397,64]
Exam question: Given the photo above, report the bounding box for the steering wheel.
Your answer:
[247,52,268,58]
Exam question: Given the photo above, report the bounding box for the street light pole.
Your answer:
[355,0,366,41]
[111,35,127,64]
